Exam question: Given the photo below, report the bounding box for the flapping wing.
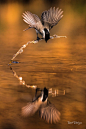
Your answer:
[22,11,43,31]
[22,102,38,117]
[22,101,40,117]
[41,7,63,30]
[39,102,61,124]
[22,96,43,117]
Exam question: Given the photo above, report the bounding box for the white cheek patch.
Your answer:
[40,91,44,101]
[42,30,45,38]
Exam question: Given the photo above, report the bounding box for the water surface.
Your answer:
[0,1,86,129]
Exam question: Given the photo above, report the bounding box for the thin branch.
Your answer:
[8,34,66,96]
[10,66,37,89]
[9,66,65,97]
[8,34,67,65]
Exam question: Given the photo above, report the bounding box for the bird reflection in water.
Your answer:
[22,87,61,124]
[9,66,65,124]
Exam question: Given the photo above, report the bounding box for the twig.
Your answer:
[9,66,65,96]
[8,34,66,95]
[8,34,67,65]
[10,66,37,89]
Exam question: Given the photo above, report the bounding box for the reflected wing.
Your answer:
[22,102,38,117]
[39,102,61,124]
[22,97,43,117]
[41,7,63,30]
[22,11,43,31]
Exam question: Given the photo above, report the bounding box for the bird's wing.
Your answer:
[39,101,61,124]
[22,102,38,117]
[22,97,42,117]
[41,7,63,30]
[22,11,43,31]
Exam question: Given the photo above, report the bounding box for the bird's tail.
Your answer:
[23,27,32,31]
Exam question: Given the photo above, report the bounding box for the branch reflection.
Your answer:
[9,66,65,97]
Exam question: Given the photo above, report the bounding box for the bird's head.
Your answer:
[44,28,50,42]
[42,87,48,102]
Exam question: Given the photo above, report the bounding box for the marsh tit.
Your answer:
[22,87,61,124]
[22,7,63,42]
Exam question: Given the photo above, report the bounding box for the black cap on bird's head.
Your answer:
[42,87,48,102]
[44,28,50,42]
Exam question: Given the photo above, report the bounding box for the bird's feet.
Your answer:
[37,37,40,41]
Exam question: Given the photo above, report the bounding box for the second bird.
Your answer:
[22,7,63,42]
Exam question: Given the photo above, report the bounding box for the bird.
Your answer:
[22,87,61,124]
[22,7,63,42]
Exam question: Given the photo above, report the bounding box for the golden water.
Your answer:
[0,1,86,129]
